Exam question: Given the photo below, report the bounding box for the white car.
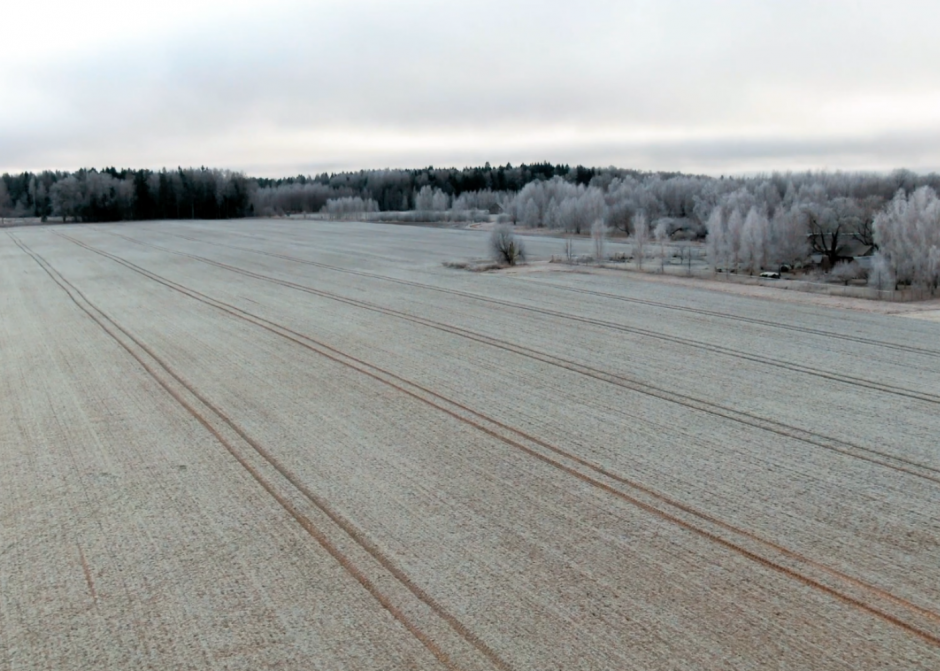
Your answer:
[759,271,781,279]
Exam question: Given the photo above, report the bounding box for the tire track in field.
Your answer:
[519,277,940,357]
[12,233,509,671]
[48,231,940,648]
[113,229,940,406]
[91,230,940,484]
[162,226,940,359]
[77,544,97,603]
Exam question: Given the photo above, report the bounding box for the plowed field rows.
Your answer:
[2,220,939,670]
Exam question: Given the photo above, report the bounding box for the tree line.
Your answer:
[0,167,253,223]
[2,163,939,292]
[0,163,659,223]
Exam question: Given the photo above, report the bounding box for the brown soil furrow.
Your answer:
[94,230,940,484]
[77,543,97,603]
[48,231,940,647]
[11,234,498,671]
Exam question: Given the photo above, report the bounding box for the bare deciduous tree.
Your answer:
[490,225,525,266]
[851,195,884,248]
[803,198,862,267]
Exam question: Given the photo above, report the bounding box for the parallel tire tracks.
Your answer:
[125,229,940,406]
[45,230,940,648]
[13,233,511,671]
[164,226,940,359]
[522,278,940,357]
[93,230,940,485]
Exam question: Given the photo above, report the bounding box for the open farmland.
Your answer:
[2,220,940,670]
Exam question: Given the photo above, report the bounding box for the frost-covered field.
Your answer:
[2,219,939,670]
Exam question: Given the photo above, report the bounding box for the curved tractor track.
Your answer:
[42,231,940,649]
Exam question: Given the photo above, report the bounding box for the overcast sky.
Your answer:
[2,0,939,176]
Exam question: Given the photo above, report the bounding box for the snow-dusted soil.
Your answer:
[2,219,939,670]
[903,310,940,322]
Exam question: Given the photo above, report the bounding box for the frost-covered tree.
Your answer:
[930,246,940,293]
[851,195,885,248]
[544,201,561,230]
[740,207,770,274]
[633,212,649,270]
[592,219,608,262]
[252,182,339,216]
[414,185,450,212]
[726,208,744,272]
[50,176,84,222]
[323,196,379,220]
[706,206,727,271]
[508,177,574,228]
[654,218,670,272]
[557,186,607,234]
[873,186,940,291]
[581,189,608,233]
[605,199,635,235]
[9,162,940,293]
[768,205,809,268]
[522,198,540,227]
[452,189,502,213]
[78,172,134,221]
[490,224,525,265]
[868,253,895,291]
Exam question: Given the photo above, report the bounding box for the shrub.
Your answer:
[490,225,526,266]
[828,261,865,285]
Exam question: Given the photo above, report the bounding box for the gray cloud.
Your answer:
[3,0,940,174]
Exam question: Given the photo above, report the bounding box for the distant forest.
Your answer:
[3,163,940,291]
[3,164,939,228]
[0,163,603,223]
